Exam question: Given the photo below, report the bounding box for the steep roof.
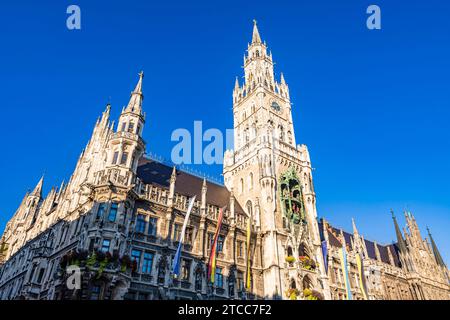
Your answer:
[137,157,245,214]
[319,220,402,268]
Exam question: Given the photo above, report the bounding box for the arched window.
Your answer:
[287,246,293,257]
[302,275,313,290]
[299,243,309,258]
[278,125,284,141]
[240,178,244,194]
[246,201,253,217]
[128,122,135,133]
[290,278,297,289]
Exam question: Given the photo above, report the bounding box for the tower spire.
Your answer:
[352,217,359,235]
[280,72,286,85]
[124,71,144,115]
[251,19,262,44]
[30,175,44,198]
[427,227,446,267]
[391,209,407,254]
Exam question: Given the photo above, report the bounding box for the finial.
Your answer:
[390,208,395,218]
[253,19,257,26]
[139,71,144,79]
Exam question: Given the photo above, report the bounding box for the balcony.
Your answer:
[111,131,145,146]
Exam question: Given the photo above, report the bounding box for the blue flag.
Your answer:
[321,240,328,275]
[172,195,196,279]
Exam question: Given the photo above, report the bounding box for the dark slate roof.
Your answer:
[388,244,402,267]
[377,245,391,264]
[137,157,245,214]
[319,220,402,268]
[328,230,343,248]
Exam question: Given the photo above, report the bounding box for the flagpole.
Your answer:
[170,195,197,299]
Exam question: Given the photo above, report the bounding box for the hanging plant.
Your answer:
[97,258,108,279]
[285,256,296,264]
[86,252,97,269]
[286,288,299,300]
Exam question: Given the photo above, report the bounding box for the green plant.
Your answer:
[97,258,108,279]
[303,288,312,297]
[86,252,97,269]
[285,256,296,264]
[286,288,299,300]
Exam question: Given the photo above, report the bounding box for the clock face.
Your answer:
[271,101,281,112]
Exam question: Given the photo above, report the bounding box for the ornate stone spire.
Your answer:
[251,19,262,44]
[124,71,144,115]
[352,217,359,235]
[280,72,286,85]
[427,227,446,268]
[30,176,44,198]
[391,209,407,254]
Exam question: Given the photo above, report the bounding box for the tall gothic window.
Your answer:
[216,267,223,288]
[237,271,244,292]
[108,203,118,222]
[148,217,158,236]
[135,214,146,233]
[97,203,107,219]
[278,125,285,141]
[128,122,135,133]
[112,151,119,165]
[120,152,128,165]
[246,201,253,217]
[173,224,182,242]
[237,241,244,258]
[181,259,191,281]
[131,249,142,270]
[142,252,154,274]
[101,239,111,253]
[217,235,224,252]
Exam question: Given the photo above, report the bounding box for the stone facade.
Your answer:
[320,216,449,300]
[0,22,448,300]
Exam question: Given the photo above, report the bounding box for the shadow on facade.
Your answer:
[0,201,265,301]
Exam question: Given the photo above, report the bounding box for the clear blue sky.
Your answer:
[0,0,449,264]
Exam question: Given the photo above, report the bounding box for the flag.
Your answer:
[246,212,252,290]
[172,195,196,279]
[339,247,353,300]
[321,240,328,275]
[207,206,225,284]
[356,253,369,300]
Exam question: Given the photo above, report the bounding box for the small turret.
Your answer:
[30,176,44,199]
[427,227,446,268]
[391,210,407,254]
[201,178,207,217]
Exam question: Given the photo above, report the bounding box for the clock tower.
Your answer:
[223,21,331,299]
